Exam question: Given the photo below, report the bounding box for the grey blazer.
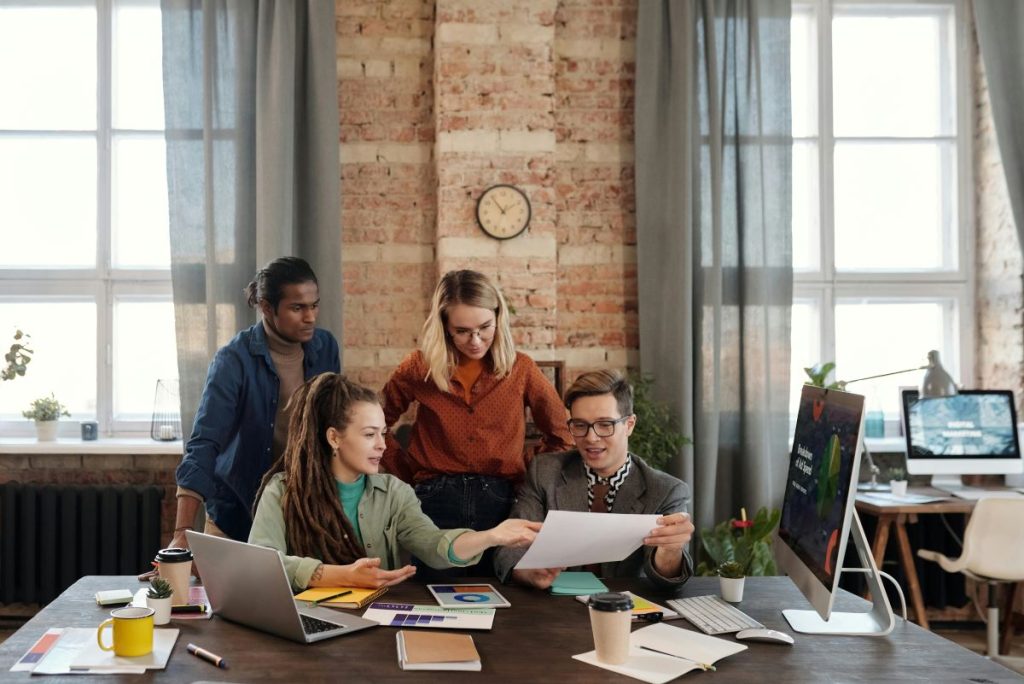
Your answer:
[494,450,693,589]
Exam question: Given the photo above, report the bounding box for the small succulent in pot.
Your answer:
[717,561,745,579]
[147,577,173,600]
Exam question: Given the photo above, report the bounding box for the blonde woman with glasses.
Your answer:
[381,270,573,579]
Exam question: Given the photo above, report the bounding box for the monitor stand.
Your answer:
[783,512,896,636]
[930,474,968,496]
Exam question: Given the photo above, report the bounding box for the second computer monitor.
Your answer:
[901,389,1022,483]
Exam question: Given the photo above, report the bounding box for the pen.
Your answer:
[312,590,352,605]
[638,645,716,671]
[187,643,227,669]
[172,604,207,614]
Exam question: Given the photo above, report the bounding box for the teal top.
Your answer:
[249,472,481,591]
[336,476,366,543]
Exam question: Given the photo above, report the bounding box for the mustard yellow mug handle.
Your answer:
[97,618,115,652]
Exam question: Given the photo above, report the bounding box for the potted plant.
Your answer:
[889,465,908,497]
[627,373,692,472]
[21,393,70,441]
[696,506,781,577]
[717,560,746,602]
[147,577,173,625]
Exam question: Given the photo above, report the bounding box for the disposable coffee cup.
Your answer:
[588,592,633,664]
[155,547,193,605]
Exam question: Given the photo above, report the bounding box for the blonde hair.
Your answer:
[420,270,516,392]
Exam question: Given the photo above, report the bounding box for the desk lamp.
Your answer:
[841,350,958,492]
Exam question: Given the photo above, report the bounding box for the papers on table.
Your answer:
[11,627,179,675]
[551,572,608,596]
[574,591,681,622]
[362,602,495,630]
[514,510,660,570]
[396,630,481,671]
[572,623,747,683]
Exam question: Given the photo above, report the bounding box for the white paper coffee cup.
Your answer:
[588,592,633,664]
[155,547,193,604]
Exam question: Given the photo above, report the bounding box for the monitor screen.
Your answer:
[777,386,864,615]
[901,389,1022,476]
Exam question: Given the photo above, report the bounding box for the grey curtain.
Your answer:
[161,0,342,434]
[635,1,793,531]
[974,0,1024,250]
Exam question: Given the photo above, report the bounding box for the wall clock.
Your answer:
[475,184,531,240]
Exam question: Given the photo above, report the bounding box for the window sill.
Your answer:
[0,437,183,455]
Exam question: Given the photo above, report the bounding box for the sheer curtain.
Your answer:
[974,0,1024,251]
[161,0,342,434]
[635,0,793,529]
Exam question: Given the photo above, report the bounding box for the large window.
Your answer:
[789,0,972,431]
[0,0,175,437]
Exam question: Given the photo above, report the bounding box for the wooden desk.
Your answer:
[1,575,1018,682]
[855,488,975,630]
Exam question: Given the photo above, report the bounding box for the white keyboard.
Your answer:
[666,594,763,635]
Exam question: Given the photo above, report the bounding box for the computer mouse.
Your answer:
[734,628,795,645]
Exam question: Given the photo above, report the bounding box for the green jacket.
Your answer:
[249,472,480,590]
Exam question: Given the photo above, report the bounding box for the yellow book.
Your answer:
[293,586,388,609]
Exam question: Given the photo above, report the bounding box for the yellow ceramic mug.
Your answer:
[96,606,154,657]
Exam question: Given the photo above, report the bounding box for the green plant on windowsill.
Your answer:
[2,329,32,382]
[628,372,692,472]
[804,361,842,390]
[696,506,781,577]
[22,394,70,422]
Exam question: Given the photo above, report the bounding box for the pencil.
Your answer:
[312,590,353,605]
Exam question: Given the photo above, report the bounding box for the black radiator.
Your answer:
[0,482,165,604]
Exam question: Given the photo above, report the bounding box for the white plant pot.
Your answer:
[147,596,172,625]
[34,420,59,442]
[890,480,908,497]
[720,576,745,603]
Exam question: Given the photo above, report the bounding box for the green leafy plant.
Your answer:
[804,361,842,389]
[696,506,781,576]
[717,561,745,579]
[22,394,70,422]
[628,372,691,471]
[147,577,172,600]
[888,465,907,482]
[2,329,32,382]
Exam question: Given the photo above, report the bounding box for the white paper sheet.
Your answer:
[630,622,747,666]
[572,647,700,683]
[514,510,660,570]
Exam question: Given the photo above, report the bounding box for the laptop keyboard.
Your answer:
[666,594,763,635]
[301,613,342,635]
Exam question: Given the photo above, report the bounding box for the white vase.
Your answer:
[34,420,59,442]
[890,480,908,497]
[720,576,745,602]
[147,596,172,625]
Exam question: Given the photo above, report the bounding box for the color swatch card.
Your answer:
[363,603,495,630]
[427,583,511,608]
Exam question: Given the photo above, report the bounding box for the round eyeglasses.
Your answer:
[448,322,496,343]
[566,416,631,438]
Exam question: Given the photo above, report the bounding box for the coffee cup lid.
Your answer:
[587,592,633,612]
[155,547,193,563]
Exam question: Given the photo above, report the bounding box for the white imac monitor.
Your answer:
[901,389,1023,490]
[775,385,894,636]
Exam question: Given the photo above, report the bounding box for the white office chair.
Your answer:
[917,497,1024,666]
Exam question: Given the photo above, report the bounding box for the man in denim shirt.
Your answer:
[171,257,340,547]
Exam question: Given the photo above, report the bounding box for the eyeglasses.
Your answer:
[448,321,496,342]
[566,416,631,438]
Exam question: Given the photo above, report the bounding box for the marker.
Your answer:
[171,604,207,614]
[312,590,352,606]
[187,643,227,669]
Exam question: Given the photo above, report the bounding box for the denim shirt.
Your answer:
[175,322,340,541]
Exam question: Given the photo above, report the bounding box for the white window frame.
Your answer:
[0,0,171,437]
[793,0,975,429]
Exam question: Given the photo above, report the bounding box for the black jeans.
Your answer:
[413,474,515,581]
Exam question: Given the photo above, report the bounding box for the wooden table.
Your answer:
[855,487,976,630]
[1,575,1018,682]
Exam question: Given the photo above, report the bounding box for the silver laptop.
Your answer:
[187,531,378,643]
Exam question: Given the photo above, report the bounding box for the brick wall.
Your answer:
[339,0,639,388]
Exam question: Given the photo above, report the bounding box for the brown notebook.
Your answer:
[396,630,481,671]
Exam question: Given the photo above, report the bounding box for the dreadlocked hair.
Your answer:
[255,373,380,565]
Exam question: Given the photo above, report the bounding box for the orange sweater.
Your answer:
[381,351,574,484]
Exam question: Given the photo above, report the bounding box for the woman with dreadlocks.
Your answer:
[248,372,541,590]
